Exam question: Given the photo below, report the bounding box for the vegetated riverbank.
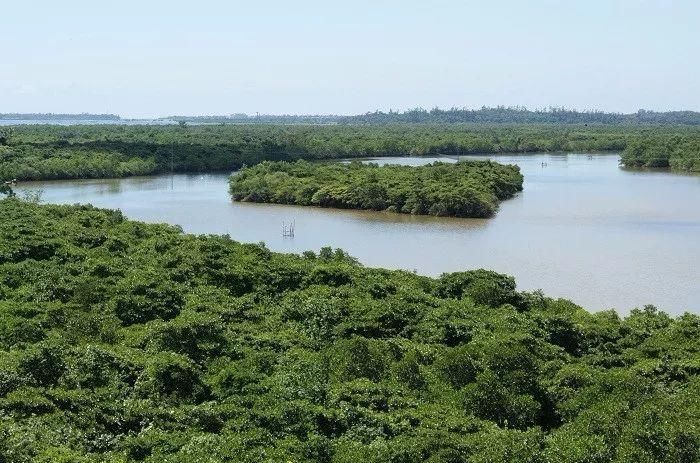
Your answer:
[229,160,523,218]
[1,123,699,181]
[0,197,698,462]
[621,136,700,171]
[10,154,700,313]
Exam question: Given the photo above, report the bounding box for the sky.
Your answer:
[2,0,699,118]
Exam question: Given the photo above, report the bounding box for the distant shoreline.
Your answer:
[3,106,700,126]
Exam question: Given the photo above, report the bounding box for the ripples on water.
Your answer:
[17,153,700,314]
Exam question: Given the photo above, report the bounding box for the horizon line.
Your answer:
[3,106,700,121]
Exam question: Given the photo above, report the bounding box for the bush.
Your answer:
[437,269,521,308]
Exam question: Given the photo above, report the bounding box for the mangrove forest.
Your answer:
[1,123,699,182]
[228,160,523,218]
[0,197,698,462]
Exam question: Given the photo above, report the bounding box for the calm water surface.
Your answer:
[16,153,700,314]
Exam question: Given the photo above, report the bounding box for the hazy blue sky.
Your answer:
[2,0,698,118]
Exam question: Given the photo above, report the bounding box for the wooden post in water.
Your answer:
[282,220,295,237]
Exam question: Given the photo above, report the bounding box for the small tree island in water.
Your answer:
[229,160,523,218]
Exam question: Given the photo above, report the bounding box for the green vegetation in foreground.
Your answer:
[0,198,699,462]
[229,160,523,218]
[1,123,700,182]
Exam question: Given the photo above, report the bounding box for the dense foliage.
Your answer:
[2,123,700,181]
[621,137,700,172]
[0,198,698,462]
[229,160,523,218]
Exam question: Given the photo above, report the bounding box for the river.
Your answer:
[15,153,700,314]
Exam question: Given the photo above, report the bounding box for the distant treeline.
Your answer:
[342,107,700,125]
[229,160,523,218]
[0,123,698,181]
[5,107,700,125]
[168,107,700,126]
[0,113,120,121]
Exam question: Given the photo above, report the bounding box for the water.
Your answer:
[15,153,700,314]
[0,119,174,126]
